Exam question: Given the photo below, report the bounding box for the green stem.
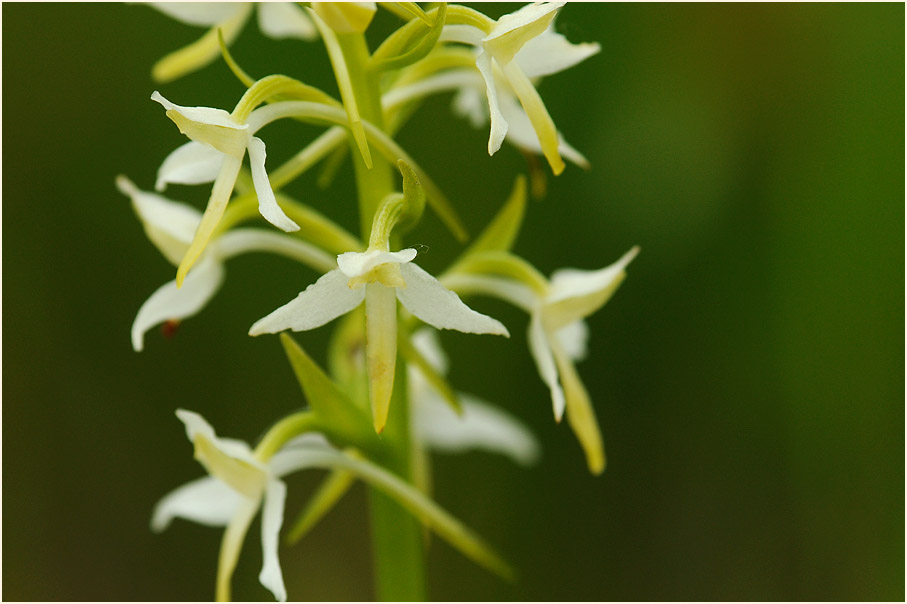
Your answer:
[337,31,426,601]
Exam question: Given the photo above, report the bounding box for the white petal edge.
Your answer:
[336,248,417,278]
[498,95,589,168]
[397,263,509,336]
[257,2,318,40]
[151,475,242,532]
[528,312,565,420]
[249,269,365,335]
[116,175,200,265]
[156,141,225,191]
[556,320,589,362]
[151,91,247,130]
[416,390,540,466]
[548,246,640,304]
[259,479,288,602]
[247,136,300,232]
[476,50,508,155]
[131,256,224,352]
[147,2,243,27]
[215,228,337,273]
[485,2,565,43]
[515,27,601,79]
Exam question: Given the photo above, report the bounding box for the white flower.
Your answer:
[250,247,508,432]
[116,176,334,352]
[148,3,318,83]
[433,2,597,175]
[443,247,639,473]
[151,91,302,286]
[409,329,539,466]
[151,410,328,602]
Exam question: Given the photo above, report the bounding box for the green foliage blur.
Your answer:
[3,3,903,601]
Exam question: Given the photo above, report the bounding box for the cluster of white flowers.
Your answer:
[122,2,636,601]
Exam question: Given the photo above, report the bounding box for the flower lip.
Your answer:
[336,248,417,279]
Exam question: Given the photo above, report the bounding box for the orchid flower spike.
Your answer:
[443,247,639,474]
[151,91,303,287]
[148,3,318,83]
[250,247,509,433]
[117,176,334,352]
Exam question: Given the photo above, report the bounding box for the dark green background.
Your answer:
[3,3,903,601]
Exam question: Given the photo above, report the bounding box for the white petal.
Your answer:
[249,269,365,335]
[131,256,224,352]
[416,391,540,466]
[515,27,601,79]
[257,2,318,40]
[528,312,565,420]
[545,246,639,327]
[259,479,288,602]
[452,85,489,128]
[410,328,449,375]
[175,409,269,499]
[396,263,509,336]
[247,136,299,232]
[556,320,589,361]
[336,248,417,278]
[148,2,243,27]
[485,2,565,60]
[116,175,201,265]
[476,50,507,155]
[151,476,241,532]
[151,91,245,130]
[156,141,224,191]
[498,95,589,168]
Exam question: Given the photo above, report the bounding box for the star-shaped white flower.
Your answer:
[250,247,508,431]
[433,2,596,175]
[117,176,334,352]
[147,3,318,83]
[151,91,302,286]
[443,247,639,473]
[151,410,322,602]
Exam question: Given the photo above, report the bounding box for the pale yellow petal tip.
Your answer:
[588,451,606,475]
[548,151,566,176]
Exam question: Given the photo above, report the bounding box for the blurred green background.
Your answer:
[3,3,903,601]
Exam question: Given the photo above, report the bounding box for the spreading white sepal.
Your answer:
[150,476,242,532]
[131,256,225,352]
[397,263,509,336]
[147,2,243,27]
[156,141,225,192]
[256,2,317,40]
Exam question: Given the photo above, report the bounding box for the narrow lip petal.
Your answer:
[151,475,241,532]
[259,479,288,602]
[497,95,589,169]
[156,141,225,191]
[476,50,508,155]
[151,91,247,130]
[131,256,224,352]
[246,136,300,232]
[527,312,565,420]
[336,248,417,278]
[147,2,243,27]
[249,269,366,335]
[216,497,262,603]
[256,2,318,40]
[396,263,509,336]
